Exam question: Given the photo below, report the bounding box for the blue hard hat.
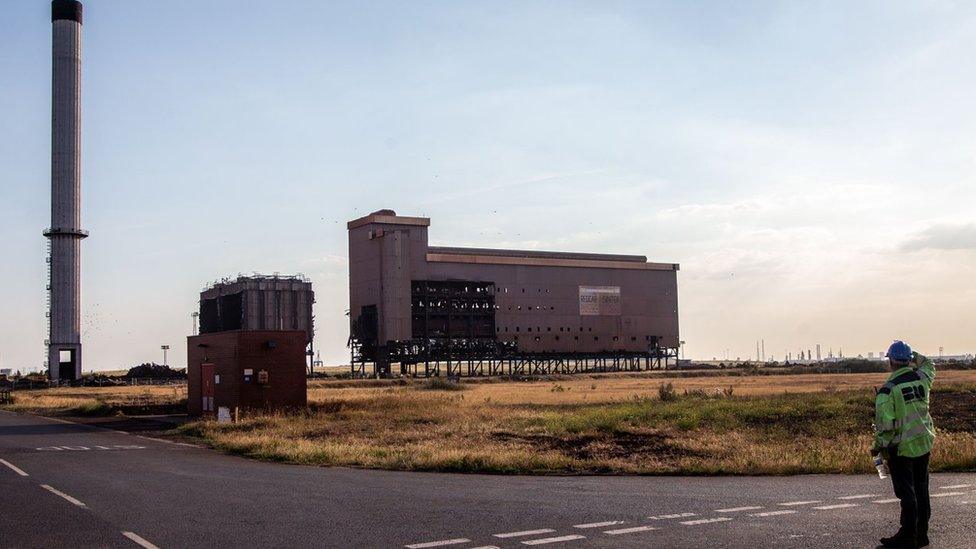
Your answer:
[886,340,912,361]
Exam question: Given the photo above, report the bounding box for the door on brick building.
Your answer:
[201,363,215,414]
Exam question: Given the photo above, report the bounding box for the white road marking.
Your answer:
[838,494,877,500]
[750,510,797,517]
[405,539,470,548]
[814,504,859,510]
[648,512,696,520]
[779,501,820,506]
[34,445,146,452]
[573,521,624,529]
[40,484,86,507]
[0,458,28,477]
[940,484,972,490]
[873,499,900,504]
[494,529,556,538]
[122,532,159,549]
[136,435,199,448]
[603,526,658,535]
[681,517,733,526]
[931,492,965,498]
[521,535,586,545]
[715,506,762,513]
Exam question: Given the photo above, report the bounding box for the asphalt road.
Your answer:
[1,410,973,548]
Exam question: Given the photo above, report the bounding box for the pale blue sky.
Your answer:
[2,1,975,370]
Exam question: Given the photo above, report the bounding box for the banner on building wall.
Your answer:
[579,286,621,316]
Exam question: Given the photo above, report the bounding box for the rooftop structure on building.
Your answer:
[199,274,315,372]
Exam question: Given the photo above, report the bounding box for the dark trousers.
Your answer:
[888,452,931,537]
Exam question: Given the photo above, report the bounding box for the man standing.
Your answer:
[874,341,936,548]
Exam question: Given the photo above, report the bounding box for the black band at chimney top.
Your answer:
[52,0,83,24]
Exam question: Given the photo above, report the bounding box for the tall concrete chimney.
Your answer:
[46,0,87,382]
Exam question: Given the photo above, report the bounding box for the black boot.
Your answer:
[917,533,929,547]
[880,530,918,548]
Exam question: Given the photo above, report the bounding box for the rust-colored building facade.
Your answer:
[186,331,307,416]
[348,210,679,373]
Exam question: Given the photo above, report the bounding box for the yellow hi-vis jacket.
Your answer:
[874,354,936,458]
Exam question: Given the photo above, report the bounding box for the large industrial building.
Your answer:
[348,210,679,376]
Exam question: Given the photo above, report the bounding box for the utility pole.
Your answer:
[161,345,170,368]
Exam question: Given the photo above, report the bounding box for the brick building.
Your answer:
[186,330,307,416]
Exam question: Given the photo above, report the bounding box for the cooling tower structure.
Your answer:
[45,0,87,382]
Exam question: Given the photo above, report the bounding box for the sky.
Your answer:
[1,0,975,371]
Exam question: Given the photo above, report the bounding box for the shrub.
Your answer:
[658,382,678,401]
[421,377,465,391]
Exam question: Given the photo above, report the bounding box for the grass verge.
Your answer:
[176,382,976,475]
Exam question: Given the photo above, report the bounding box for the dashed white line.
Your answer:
[940,484,972,490]
[648,512,696,520]
[40,484,86,507]
[405,539,470,548]
[931,492,965,498]
[838,494,877,500]
[603,526,658,535]
[122,531,160,549]
[494,529,556,538]
[521,535,586,545]
[779,501,820,507]
[0,458,28,477]
[715,506,762,513]
[873,499,900,504]
[750,510,797,517]
[573,521,624,529]
[681,517,733,526]
[814,503,859,510]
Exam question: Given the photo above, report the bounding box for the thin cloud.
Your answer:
[900,222,976,251]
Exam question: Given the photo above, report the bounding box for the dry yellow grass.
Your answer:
[6,371,975,475]
[3,385,186,416]
[182,372,976,475]
[307,369,976,405]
